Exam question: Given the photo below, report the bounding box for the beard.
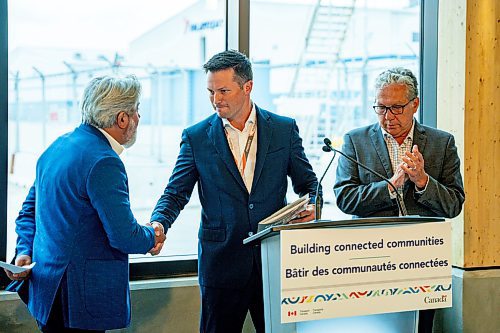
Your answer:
[123,118,138,148]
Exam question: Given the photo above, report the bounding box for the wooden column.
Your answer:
[463,0,500,268]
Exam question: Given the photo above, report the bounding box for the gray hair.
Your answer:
[374,67,419,100]
[81,75,141,128]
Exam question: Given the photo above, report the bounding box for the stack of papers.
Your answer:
[0,260,36,274]
[258,195,309,231]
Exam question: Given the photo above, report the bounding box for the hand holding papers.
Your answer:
[258,195,310,231]
[0,260,36,274]
[3,256,33,304]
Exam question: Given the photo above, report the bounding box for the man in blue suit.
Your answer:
[333,67,465,332]
[4,75,166,332]
[151,50,320,333]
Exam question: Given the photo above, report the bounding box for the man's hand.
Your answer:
[147,222,166,256]
[402,145,429,189]
[4,255,32,281]
[289,204,315,224]
[388,162,407,191]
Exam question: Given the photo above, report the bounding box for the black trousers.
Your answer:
[418,309,435,333]
[200,265,265,333]
[37,286,105,333]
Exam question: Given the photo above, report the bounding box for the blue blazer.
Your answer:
[15,124,155,330]
[333,121,465,218]
[151,106,319,289]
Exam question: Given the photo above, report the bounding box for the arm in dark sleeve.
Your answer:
[415,135,465,218]
[151,129,199,229]
[333,133,395,216]
[15,185,36,257]
[288,120,321,201]
[87,157,155,254]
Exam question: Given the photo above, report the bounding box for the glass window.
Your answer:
[7,0,226,264]
[5,0,424,270]
[250,0,420,219]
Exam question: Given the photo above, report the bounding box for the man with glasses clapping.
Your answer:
[333,67,465,332]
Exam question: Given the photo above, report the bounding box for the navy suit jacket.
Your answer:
[14,124,155,330]
[334,121,465,218]
[151,106,319,289]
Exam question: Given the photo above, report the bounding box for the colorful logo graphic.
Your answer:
[281,284,451,305]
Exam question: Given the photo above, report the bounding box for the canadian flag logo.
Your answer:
[287,310,297,317]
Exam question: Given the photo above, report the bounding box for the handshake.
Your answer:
[147,221,166,256]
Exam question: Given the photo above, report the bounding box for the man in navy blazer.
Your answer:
[151,50,320,332]
[4,75,166,332]
[333,67,465,332]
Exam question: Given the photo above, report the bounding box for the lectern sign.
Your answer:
[280,222,452,323]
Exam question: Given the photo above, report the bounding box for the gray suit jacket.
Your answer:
[333,121,465,218]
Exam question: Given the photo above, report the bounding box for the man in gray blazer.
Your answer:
[333,67,465,333]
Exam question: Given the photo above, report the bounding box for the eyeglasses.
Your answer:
[132,105,141,118]
[373,98,415,115]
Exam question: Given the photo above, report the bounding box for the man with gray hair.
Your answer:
[333,67,465,332]
[4,75,166,332]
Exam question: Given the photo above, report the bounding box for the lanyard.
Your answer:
[224,121,256,176]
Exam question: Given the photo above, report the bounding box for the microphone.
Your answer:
[314,148,337,221]
[323,138,408,216]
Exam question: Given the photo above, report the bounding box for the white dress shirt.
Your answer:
[222,104,257,192]
[97,127,124,156]
[381,120,428,200]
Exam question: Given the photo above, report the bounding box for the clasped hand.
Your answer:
[147,222,166,256]
[389,145,429,190]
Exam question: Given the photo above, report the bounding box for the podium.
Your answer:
[244,216,448,333]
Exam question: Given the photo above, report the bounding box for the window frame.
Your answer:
[1,0,9,289]
[419,0,439,127]
[0,0,438,288]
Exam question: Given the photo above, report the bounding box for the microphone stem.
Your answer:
[330,147,408,216]
[315,151,336,221]
[314,195,322,221]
